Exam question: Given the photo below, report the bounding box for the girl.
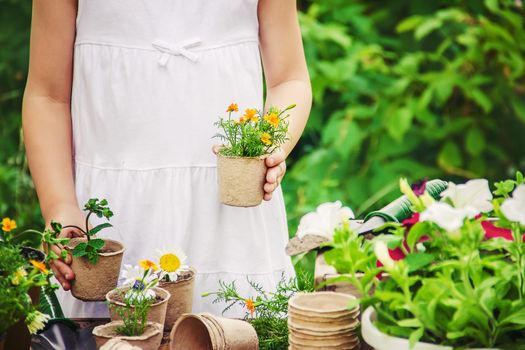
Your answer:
[22,0,311,317]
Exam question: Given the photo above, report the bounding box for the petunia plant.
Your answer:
[323,172,525,349]
[214,103,295,157]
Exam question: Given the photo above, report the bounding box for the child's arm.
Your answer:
[258,0,312,200]
[22,0,84,290]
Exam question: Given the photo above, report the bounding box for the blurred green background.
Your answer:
[1,0,525,272]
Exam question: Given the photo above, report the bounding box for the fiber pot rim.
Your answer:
[217,152,270,161]
[92,320,162,341]
[289,291,358,314]
[158,267,196,285]
[65,237,125,257]
[106,286,171,308]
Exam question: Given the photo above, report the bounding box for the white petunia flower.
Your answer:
[501,185,525,226]
[296,201,355,239]
[420,202,470,232]
[374,241,395,270]
[440,179,493,217]
[155,247,189,282]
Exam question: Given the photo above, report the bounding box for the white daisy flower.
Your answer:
[155,247,189,282]
[121,264,158,287]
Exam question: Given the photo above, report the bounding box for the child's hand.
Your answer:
[45,203,85,291]
[264,148,286,201]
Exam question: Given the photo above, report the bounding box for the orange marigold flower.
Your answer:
[245,298,255,315]
[226,103,239,113]
[29,260,49,275]
[264,112,279,128]
[261,132,272,145]
[2,217,17,232]
[235,116,247,124]
[243,108,259,123]
[139,259,159,271]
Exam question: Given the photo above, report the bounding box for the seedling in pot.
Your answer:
[59,198,114,264]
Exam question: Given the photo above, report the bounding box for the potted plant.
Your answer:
[214,103,295,207]
[106,260,170,327]
[0,217,53,350]
[321,173,525,349]
[202,273,313,349]
[154,246,196,331]
[93,289,163,350]
[56,198,125,301]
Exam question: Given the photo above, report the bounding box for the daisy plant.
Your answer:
[214,103,295,157]
[120,261,160,303]
[53,198,114,265]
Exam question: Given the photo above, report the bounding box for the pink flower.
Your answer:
[402,213,420,230]
[411,178,428,196]
[481,220,524,241]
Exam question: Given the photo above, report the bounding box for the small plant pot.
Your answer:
[361,307,499,350]
[170,313,258,350]
[92,321,162,350]
[106,287,170,327]
[66,238,125,301]
[217,153,268,207]
[288,292,359,318]
[158,268,196,331]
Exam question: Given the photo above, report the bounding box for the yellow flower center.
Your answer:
[159,253,181,272]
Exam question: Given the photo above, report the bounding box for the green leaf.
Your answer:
[398,318,422,328]
[469,89,492,113]
[405,252,435,273]
[438,141,463,171]
[415,18,442,40]
[386,107,413,142]
[396,15,424,33]
[465,128,485,156]
[409,328,424,348]
[72,243,88,257]
[406,222,427,251]
[88,223,112,236]
[88,238,105,250]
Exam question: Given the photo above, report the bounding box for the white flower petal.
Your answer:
[501,185,525,225]
[296,201,354,239]
[374,241,395,269]
[420,202,468,232]
[441,179,493,214]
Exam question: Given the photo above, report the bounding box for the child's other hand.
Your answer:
[264,148,286,201]
[45,203,85,291]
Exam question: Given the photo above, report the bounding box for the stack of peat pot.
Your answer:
[288,292,360,350]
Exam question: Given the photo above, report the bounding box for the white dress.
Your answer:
[58,0,295,318]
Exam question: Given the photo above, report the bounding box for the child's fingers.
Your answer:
[266,162,286,184]
[211,144,222,155]
[266,148,286,167]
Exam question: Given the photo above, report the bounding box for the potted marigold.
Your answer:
[0,218,52,350]
[106,261,170,327]
[322,173,525,350]
[57,198,125,301]
[214,103,295,207]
